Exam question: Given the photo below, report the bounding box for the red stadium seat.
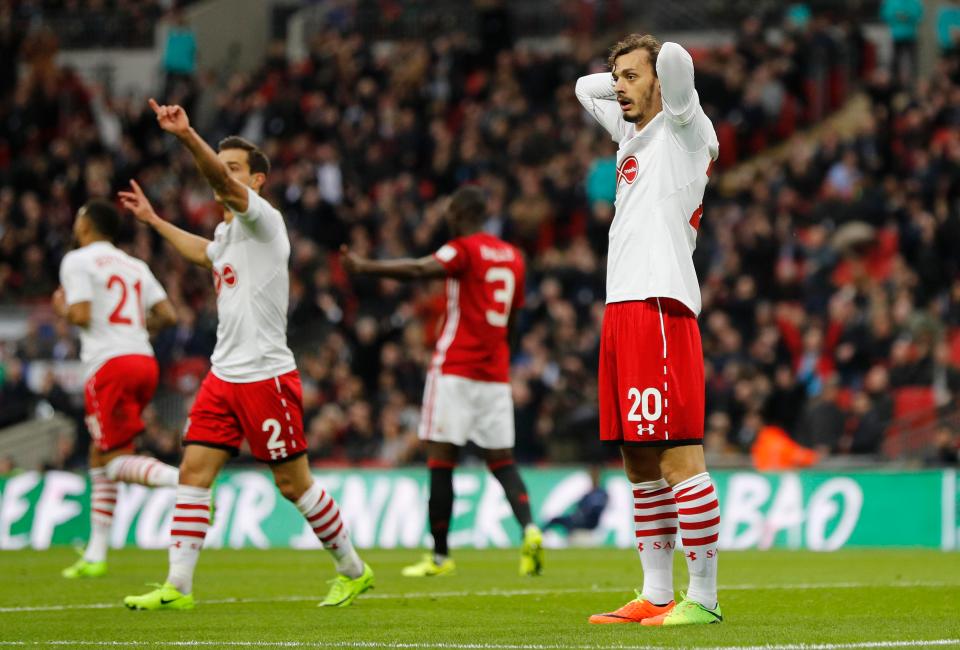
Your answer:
[716,122,738,168]
[892,387,936,419]
[949,328,960,367]
[884,387,938,457]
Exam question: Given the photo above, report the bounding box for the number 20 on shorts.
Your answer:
[627,386,663,436]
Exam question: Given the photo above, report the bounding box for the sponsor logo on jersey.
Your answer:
[213,264,238,294]
[616,155,639,187]
[222,264,237,288]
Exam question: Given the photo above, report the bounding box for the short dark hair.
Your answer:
[81,199,120,242]
[449,186,487,225]
[608,34,661,75]
[218,136,270,175]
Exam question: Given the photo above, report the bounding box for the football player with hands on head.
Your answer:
[576,35,722,627]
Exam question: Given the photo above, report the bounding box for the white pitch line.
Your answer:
[0,580,956,615]
[0,639,957,649]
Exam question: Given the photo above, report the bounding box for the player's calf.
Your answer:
[105,454,178,487]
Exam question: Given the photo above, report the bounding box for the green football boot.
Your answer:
[62,557,107,579]
[642,592,722,626]
[401,554,456,577]
[319,563,375,607]
[124,582,195,611]
[519,525,544,576]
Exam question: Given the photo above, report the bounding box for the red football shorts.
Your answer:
[84,354,159,452]
[184,370,307,463]
[598,298,705,445]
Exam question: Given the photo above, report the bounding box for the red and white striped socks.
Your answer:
[105,455,178,487]
[673,472,720,608]
[82,468,117,563]
[295,481,363,578]
[631,478,678,605]
[166,485,211,594]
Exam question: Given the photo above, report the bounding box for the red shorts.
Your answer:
[598,298,704,445]
[184,370,307,463]
[84,354,159,452]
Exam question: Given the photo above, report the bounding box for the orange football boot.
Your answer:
[589,591,675,624]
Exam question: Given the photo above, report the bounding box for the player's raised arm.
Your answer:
[119,179,213,269]
[340,245,447,280]
[575,73,625,141]
[656,42,697,126]
[148,98,250,214]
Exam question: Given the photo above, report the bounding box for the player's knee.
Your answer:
[273,474,302,502]
[178,460,215,488]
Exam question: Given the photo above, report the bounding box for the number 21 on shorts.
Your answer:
[627,386,663,436]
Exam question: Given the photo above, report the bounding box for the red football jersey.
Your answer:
[431,232,525,383]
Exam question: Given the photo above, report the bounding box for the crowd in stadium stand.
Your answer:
[1,2,959,470]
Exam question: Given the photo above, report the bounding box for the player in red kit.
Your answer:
[341,186,544,577]
[120,99,372,610]
[577,35,722,626]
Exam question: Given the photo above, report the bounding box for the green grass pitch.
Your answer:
[1,547,958,649]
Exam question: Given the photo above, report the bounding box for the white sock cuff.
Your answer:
[631,478,669,492]
[176,484,212,505]
[295,481,324,513]
[672,472,711,493]
[89,466,107,479]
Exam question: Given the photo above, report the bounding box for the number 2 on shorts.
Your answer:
[263,418,288,460]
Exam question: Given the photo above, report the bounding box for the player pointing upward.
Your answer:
[576,36,722,626]
[120,99,372,610]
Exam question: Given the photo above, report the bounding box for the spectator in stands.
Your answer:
[881,0,924,84]
[937,1,960,54]
[161,9,197,106]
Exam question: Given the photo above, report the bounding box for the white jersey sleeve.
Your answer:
[228,186,283,243]
[576,73,629,142]
[139,263,168,310]
[59,251,93,305]
[657,42,719,160]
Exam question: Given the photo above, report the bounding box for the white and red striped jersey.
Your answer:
[576,41,718,316]
[431,232,525,383]
[59,241,167,379]
[205,187,297,383]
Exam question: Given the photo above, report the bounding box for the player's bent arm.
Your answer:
[177,127,249,214]
[150,217,213,269]
[347,253,447,280]
[657,42,697,126]
[575,73,623,141]
[147,299,178,335]
[65,302,92,328]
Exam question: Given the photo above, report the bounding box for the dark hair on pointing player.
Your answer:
[608,33,661,75]
[81,199,121,243]
[448,186,487,226]
[218,135,271,175]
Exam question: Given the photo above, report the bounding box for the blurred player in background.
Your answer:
[119,99,372,610]
[341,186,544,577]
[53,199,180,579]
[576,36,722,626]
